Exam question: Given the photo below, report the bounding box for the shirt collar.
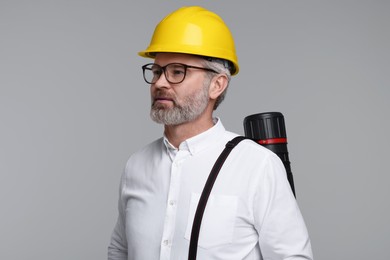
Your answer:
[163,118,225,156]
[163,135,178,161]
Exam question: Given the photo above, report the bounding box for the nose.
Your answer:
[153,70,170,88]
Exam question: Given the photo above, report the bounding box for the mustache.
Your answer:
[152,90,177,105]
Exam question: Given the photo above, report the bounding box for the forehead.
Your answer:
[154,53,204,65]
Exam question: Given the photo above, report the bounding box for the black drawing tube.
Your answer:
[243,112,296,197]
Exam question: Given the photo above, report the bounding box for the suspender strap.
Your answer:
[188,136,248,260]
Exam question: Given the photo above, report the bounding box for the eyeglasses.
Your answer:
[142,63,218,84]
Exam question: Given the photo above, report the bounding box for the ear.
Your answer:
[209,74,228,100]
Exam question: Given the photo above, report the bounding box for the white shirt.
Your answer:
[108,119,313,260]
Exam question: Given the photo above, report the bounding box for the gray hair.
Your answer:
[201,58,232,110]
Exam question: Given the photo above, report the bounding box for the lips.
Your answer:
[153,91,175,106]
[155,96,173,102]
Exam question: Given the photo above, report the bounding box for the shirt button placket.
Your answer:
[160,158,182,260]
[160,238,171,260]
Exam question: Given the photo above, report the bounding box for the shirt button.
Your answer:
[169,200,175,206]
[163,239,169,246]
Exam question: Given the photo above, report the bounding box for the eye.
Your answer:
[169,65,185,76]
[151,67,162,76]
[172,69,185,75]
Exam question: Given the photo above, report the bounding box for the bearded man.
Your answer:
[108,6,313,260]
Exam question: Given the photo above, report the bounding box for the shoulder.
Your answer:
[227,135,285,172]
[136,137,164,155]
[125,137,164,165]
[228,135,277,157]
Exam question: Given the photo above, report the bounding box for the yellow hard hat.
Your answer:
[138,6,239,75]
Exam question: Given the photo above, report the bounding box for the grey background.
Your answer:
[1,0,389,259]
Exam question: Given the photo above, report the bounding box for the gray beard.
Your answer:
[150,85,209,126]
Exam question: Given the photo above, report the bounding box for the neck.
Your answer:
[164,114,215,148]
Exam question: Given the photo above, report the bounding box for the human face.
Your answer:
[150,53,212,126]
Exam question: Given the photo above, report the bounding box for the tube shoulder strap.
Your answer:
[188,136,249,260]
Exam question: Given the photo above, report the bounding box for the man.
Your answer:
[108,6,313,260]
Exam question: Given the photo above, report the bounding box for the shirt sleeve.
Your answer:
[253,153,313,259]
[108,172,128,260]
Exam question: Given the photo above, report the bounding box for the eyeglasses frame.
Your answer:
[142,62,218,84]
